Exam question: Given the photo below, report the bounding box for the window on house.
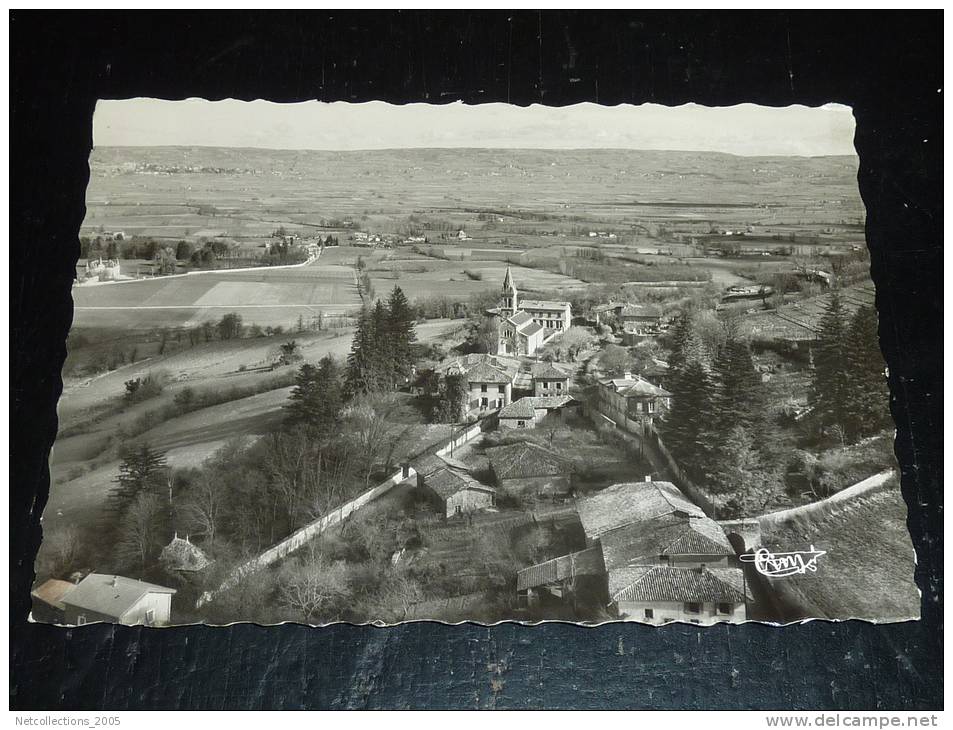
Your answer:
[77,615,87,625]
[481,384,488,392]
[480,397,488,408]
[497,385,504,393]
[145,609,156,625]
[644,609,654,620]
[517,420,526,428]
[685,602,702,614]
[555,382,562,390]
[717,603,732,615]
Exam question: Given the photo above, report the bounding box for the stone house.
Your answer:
[498,395,578,430]
[596,373,672,435]
[416,458,496,518]
[531,363,571,397]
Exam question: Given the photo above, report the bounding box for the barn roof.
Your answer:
[599,514,734,569]
[608,566,749,604]
[424,467,495,500]
[576,481,704,539]
[516,547,605,592]
[60,574,176,619]
[498,395,575,420]
[486,441,573,480]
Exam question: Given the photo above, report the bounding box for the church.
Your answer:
[495,266,572,356]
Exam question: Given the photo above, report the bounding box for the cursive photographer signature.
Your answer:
[740,546,827,577]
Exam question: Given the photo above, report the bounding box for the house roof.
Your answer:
[498,395,575,420]
[424,467,495,500]
[516,547,606,592]
[532,363,570,380]
[599,375,672,398]
[159,537,212,572]
[576,481,704,539]
[519,299,570,311]
[608,565,750,604]
[461,362,512,384]
[31,579,76,611]
[60,573,176,619]
[486,441,573,480]
[436,354,521,381]
[599,514,734,569]
[410,452,446,477]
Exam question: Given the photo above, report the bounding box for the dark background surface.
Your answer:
[10,11,942,710]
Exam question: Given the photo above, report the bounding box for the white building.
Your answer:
[495,266,571,356]
[60,573,177,627]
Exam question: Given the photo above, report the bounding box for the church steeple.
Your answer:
[501,265,518,314]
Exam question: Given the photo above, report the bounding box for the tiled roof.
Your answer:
[462,362,512,384]
[424,467,494,500]
[519,321,544,337]
[608,566,749,603]
[60,574,176,619]
[498,396,575,420]
[577,481,704,539]
[486,441,573,480]
[508,310,534,326]
[599,514,734,569]
[532,363,570,380]
[520,299,571,311]
[516,547,606,591]
[599,376,672,398]
[410,452,446,477]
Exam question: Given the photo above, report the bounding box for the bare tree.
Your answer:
[115,493,164,571]
[277,547,351,623]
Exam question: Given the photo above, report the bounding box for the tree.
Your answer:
[285,356,344,436]
[108,443,168,520]
[658,358,718,480]
[277,549,351,623]
[811,292,851,435]
[560,326,597,361]
[598,344,631,377]
[276,340,303,366]
[344,306,385,397]
[708,425,781,517]
[711,335,764,434]
[430,372,468,423]
[156,246,177,275]
[217,312,243,340]
[666,309,695,374]
[843,304,891,439]
[386,286,417,387]
[175,240,193,260]
[115,492,165,571]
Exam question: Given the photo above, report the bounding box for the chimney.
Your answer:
[644,475,652,483]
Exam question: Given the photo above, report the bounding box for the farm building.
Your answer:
[596,373,672,435]
[498,395,578,430]
[517,478,749,624]
[30,578,76,623]
[59,573,177,627]
[416,459,496,518]
[531,363,571,397]
[486,441,574,497]
[495,266,571,356]
[516,546,606,608]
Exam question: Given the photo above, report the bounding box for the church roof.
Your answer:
[502,265,517,291]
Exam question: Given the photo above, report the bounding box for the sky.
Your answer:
[93,99,856,157]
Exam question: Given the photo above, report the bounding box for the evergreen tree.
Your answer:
[658,358,718,481]
[811,291,851,434]
[344,307,374,398]
[108,443,168,520]
[667,309,695,374]
[386,286,417,387]
[844,304,891,438]
[711,335,764,434]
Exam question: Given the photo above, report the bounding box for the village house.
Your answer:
[494,267,571,356]
[498,395,578,430]
[596,372,672,435]
[411,453,495,518]
[59,573,177,627]
[531,363,571,396]
[486,441,574,497]
[618,303,664,343]
[517,478,749,623]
